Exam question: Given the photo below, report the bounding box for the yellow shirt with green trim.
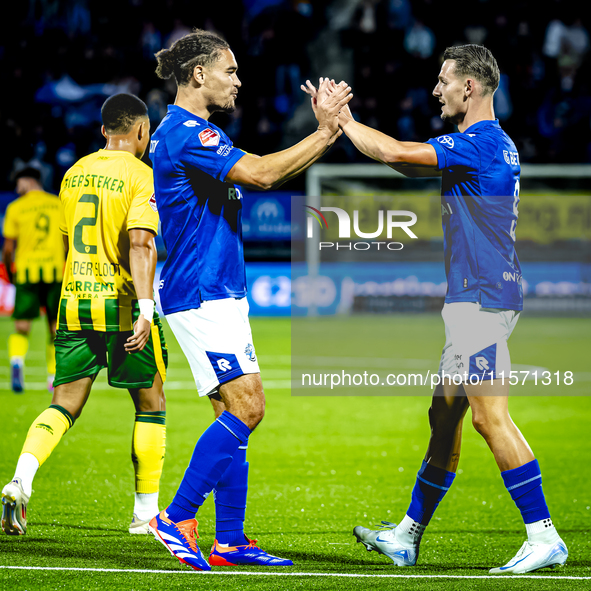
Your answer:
[58,149,158,332]
[2,190,65,284]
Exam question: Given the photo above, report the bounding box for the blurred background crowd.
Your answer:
[2,0,590,194]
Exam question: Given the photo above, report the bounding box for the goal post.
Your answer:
[301,163,591,317]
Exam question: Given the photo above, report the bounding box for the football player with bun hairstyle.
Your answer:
[147,29,352,570]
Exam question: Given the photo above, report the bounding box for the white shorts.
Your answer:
[438,302,520,380]
[166,297,260,397]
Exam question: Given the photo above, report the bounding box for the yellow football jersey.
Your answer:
[3,190,65,284]
[58,149,158,332]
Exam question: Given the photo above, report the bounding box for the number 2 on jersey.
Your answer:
[509,179,520,242]
[73,193,99,254]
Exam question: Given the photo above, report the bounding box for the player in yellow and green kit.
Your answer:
[2,167,65,393]
[1,94,167,537]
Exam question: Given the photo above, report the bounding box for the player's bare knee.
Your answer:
[15,320,31,336]
[471,411,504,439]
[428,402,461,435]
[52,383,91,420]
[219,374,265,429]
[137,392,166,413]
[133,375,166,412]
[428,404,440,432]
[244,389,265,429]
[54,400,84,420]
[148,389,166,412]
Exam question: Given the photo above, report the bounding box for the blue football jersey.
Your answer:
[150,105,247,315]
[426,119,523,311]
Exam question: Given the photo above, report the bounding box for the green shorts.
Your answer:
[54,316,168,389]
[13,281,61,321]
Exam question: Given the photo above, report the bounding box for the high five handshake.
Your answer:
[302,76,440,177]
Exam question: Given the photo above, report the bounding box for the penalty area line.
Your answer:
[0,566,588,579]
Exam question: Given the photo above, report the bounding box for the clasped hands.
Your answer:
[301,77,354,140]
[301,77,355,139]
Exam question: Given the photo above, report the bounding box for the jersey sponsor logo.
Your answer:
[199,128,220,147]
[503,271,522,283]
[503,150,520,165]
[149,193,158,212]
[183,120,201,128]
[217,144,233,157]
[441,202,453,216]
[150,140,159,153]
[228,187,243,200]
[437,135,454,148]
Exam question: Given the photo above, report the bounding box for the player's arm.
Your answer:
[302,79,440,178]
[125,228,157,353]
[2,238,16,284]
[225,83,353,190]
[338,112,441,178]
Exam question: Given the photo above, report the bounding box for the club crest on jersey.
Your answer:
[149,193,158,212]
[199,128,220,147]
[437,135,454,148]
[245,343,256,362]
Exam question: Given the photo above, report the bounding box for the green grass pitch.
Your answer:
[0,313,590,590]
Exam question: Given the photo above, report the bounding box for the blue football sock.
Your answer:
[501,458,551,524]
[166,411,251,524]
[214,443,249,545]
[406,461,456,526]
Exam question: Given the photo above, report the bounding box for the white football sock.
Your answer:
[396,514,425,545]
[526,518,560,544]
[13,453,39,498]
[134,492,159,521]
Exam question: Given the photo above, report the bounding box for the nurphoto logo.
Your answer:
[304,204,418,251]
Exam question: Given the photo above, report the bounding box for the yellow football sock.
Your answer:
[8,333,29,361]
[20,405,74,467]
[46,341,56,375]
[132,412,166,494]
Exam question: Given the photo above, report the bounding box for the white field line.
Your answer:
[0,566,588,579]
